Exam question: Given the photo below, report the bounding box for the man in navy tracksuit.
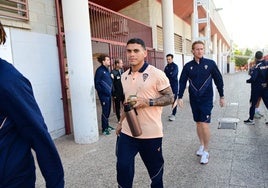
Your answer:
[94,54,114,135]
[244,51,268,125]
[177,41,224,164]
[164,54,179,121]
[0,22,64,187]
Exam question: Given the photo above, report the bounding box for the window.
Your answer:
[157,26,163,51]
[185,39,192,54]
[174,34,182,53]
[0,0,29,20]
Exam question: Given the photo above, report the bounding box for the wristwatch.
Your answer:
[149,99,154,106]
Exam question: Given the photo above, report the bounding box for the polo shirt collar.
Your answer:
[128,62,149,74]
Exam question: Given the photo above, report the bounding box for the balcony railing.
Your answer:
[89,1,153,48]
[0,0,29,21]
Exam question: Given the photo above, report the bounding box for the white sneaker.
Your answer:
[196,145,204,156]
[200,151,209,164]
[254,113,261,119]
[169,115,175,121]
[255,111,264,117]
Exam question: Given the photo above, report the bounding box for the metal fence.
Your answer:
[89,1,164,70]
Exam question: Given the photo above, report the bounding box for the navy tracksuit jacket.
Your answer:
[0,58,64,187]
[94,65,113,131]
[246,60,268,119]
[178,57,224,100]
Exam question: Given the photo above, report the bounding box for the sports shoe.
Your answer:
[265,122,268,125]
[255,111,264,117]
[102,128,111,135]
[200,151,209,164]
[108,125,115,131]
[169,115,176,121]
[254,113,261,119]
[196,145,204,156]
[244,119,255,125]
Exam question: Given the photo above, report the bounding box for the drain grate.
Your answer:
[218,117,240,130]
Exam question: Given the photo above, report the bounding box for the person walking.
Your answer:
[164,53,179,121]
[111,58,125,122]
[244,51,268,125]
[0,22,64,187]
[177,40,225,164]
[247,60,264,119]
[115,38,174,187]
[94,54,114,135]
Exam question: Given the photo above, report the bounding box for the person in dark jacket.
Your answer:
[94,54,114,135]
[164,54,179,121]
[177,40,225,165]
[111,58,125,122]
[244,51,268,125]
[0,22,64,187]
[247,60,263,119]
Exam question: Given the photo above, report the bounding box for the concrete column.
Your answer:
[204,26,210,56]
[212,34,217,56]
[218,39,222,73]
[191,13,198,42]
[61,0,98,144]
[161,0,175,57]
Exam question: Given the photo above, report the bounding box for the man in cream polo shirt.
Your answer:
[115,38,174,188]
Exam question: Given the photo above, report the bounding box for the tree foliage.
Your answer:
[235,57,248,68]
[244,48,253,56]
[232,46,253,69]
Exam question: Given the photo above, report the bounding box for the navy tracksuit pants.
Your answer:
[249,87,268,120]
[116,133,164,188]
[100,96,111,132]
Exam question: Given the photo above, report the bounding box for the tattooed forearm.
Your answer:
[151,87,174,106]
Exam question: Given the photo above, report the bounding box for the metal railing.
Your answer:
[89,1,163,70]
[0,0,29,20]
[89,1,153,48]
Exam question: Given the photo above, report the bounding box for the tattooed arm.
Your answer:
[132,86,174,108]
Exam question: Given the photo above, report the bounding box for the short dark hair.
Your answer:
[114,58,122,66]
[166,54,173,59]
[97,54,109,64]
[255,51,263,60]
[127,38,146,50]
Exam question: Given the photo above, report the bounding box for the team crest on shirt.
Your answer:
[143,73,148,82]
[190,66,193,70]
[204,65,208,69]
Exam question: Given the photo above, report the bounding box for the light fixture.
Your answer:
[214,8,223,11]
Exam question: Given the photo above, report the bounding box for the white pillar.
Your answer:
[204,26,210,56]
[217,39,222,73]
[161,0,175,57]
[191,13,198,42]
[212,34,217,56]
[61,0,99,144]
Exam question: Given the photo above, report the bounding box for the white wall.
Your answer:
[0,27,13,63]
[10,28,65,139]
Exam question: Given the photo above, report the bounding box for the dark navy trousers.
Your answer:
[172,93,178,116]
[249,87,268,120]
[100,96,111,132]
[116,133,164,188]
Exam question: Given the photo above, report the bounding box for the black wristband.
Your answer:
[149,99,154,106]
